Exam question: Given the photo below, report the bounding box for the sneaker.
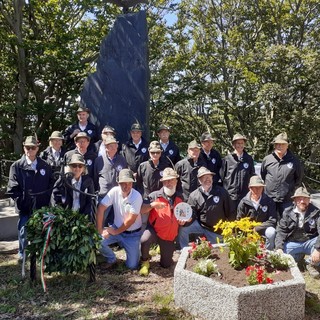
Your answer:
[306,264,320,279]
[139,261,150,276]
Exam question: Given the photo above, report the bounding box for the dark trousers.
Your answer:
[140,224,175,268]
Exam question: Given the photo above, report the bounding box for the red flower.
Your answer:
[200,236,207,241]
[266,278,273,284]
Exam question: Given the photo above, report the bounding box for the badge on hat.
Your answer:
[213,196,220,203]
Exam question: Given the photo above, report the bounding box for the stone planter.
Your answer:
[174,246,305,320]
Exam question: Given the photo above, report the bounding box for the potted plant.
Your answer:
[174,218,305,320]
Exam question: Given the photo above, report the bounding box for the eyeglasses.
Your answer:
[70,164,84,169]
[150,151,161,155]
[25,146,37,151]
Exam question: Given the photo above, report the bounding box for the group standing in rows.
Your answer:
[7,105,320,278]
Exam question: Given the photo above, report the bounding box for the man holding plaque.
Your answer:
[139,168,186,276]
[178,167,232,248]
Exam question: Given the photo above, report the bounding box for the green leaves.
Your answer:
[26,206,101,274]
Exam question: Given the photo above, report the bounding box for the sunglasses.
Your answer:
[150,151,161,155]
[70,164,84,169]
[25,146,37,151]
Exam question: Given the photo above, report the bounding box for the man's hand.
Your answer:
[311,249,320,264]
[105,226,118,236]
[150,201,166,210]
[101,228,110,239]
[71,129,81,138]
[177,218,192,226]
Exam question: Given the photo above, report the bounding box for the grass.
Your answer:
[1,250,320,319]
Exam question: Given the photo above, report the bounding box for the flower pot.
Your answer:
[174,245,305,320]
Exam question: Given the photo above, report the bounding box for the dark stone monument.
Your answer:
[81,10,149,144]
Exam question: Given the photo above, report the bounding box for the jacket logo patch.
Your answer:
[243,163,249,169]
[160,171,164,177]
[87,130,92,134]
[262,205,268,212]
[309,218,315,227]
[211,158,216,164]
[213,196,220,203]
[141,148,147,153]
[117,165,123,172]
[287,162,293,169]
[169,149,174,155]
[87,159,92,166]
[40,169,46,176]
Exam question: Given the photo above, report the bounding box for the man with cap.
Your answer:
[275,186,320,278]
[175,140,207,200]
[157,124,181,165]
[237,176,277,250]
[96,168,143,270]
[136,141,170,230]
[40,131,66,173]
[136,141,170,198]
[178,166,232,248]
[7,136,53,259]
[261,132,303,218]
[220,133,255,215]
[139,168,184,276]
[64,132,97,179]
[52,153,95,220]
[94,136,127,226]
[63,105,98,150]
[94,125,117,156]
[199,132,222,184]
[121,123,149,174]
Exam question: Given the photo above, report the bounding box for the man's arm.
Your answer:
[106,212,138,235]
[96,202,108,235]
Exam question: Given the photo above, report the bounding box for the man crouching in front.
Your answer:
[96,168,142,270]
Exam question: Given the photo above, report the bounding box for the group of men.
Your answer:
[6,105,320,278]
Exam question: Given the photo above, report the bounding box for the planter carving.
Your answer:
[174,246,305,320]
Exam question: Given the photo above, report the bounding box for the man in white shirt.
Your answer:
[96,168,143,270]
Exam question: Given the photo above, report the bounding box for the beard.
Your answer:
[164,186,176,197]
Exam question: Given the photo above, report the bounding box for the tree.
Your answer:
[0,0,115,153]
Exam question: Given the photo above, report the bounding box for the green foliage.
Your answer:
[263,251,293,270]
[193,258,219,277]
[214,218,262,269]
[26,206,100,274]
[188,236,213,260]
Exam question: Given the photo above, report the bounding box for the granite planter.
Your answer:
[174,246,305,320]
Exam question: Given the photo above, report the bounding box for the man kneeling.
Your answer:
[275,186,320,278]
[96,169,142,270]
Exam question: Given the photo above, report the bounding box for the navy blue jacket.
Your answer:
[7,155,53,216]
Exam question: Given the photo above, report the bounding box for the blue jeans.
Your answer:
[178,220,223,248]
[100,227,142,270]
[18,214,30,256]
[284,237,318,262]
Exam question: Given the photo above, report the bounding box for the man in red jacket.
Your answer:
[139,168,183,275]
